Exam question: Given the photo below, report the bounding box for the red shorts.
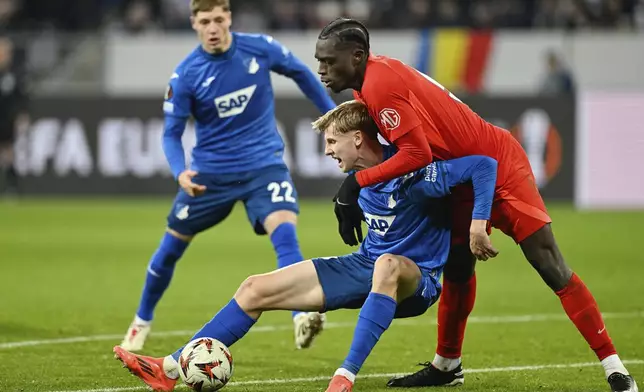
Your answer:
[451,173,552,245]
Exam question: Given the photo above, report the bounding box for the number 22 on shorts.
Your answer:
[267,181,296,203]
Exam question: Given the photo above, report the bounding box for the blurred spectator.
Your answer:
[345,0,371,22]
[540,50,576,95]
[232,1,268,33]
[105,0,161,34]
[470,0,496,28]
[383,0,432,29]
[315,1,344,28]
[0,0,640,34]
[14,0,102,31]
[636,0,644,29]
[434,0,467,27]
[270,0,306,30]
[405,0,432,28]
[0,35,27,196]
[161,0,191,30]
[121,0,160,34]
[0,0,23,32]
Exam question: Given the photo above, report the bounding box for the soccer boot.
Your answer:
[120,320,151,352]
[608,372,639,392]
[113,346,177,392]
[294,312,326,349]
[387,362,464,387]
[326,375,354,392]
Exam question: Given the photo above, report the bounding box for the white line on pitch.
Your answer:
[46,359,644,392]
[2,311,643,350]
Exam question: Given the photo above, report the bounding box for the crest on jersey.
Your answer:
[387,194,397,209]
[247,57,260,74]
[164,84,173,100]
[379,108,400,131]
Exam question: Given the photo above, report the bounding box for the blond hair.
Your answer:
[312,100,379,140]
[190,0,230,15]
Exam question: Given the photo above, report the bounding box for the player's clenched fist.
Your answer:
[178,170,206,197]
[469,219,499,261]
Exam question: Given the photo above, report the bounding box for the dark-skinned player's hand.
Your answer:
[333,173,364,246]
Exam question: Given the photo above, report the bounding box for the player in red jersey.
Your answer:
[314,18,637,392]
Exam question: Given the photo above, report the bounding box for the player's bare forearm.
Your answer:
[356,126,432,187]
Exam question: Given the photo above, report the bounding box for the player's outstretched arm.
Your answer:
[264,36,336,114]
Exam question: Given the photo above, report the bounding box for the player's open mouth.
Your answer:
[334,157,342,167]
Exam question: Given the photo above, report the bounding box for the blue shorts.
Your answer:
[312,253,442,318]
[167,164,299,236]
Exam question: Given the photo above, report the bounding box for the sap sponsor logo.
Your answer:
[214,85,257,118]
[364,213,396,236]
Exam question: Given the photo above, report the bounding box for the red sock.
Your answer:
[556,273,616,360]
[436,274,477,359]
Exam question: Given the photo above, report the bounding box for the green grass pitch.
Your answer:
[0,199,642,392]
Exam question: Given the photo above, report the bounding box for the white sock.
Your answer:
[335,368,356,383]
[601,354,629,379]
[432,353,461,372]
[134,315,151,326]
[163,355,180,380]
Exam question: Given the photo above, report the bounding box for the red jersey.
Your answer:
[354,55,530,194]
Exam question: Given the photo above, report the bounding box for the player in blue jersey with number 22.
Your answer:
[119,0,337,352]
[113,100,498,392]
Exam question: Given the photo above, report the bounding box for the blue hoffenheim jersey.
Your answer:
[162,32,335,175]
[358,147,497,275]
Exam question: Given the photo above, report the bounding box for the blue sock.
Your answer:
[341,292,397,375]
[270,222,305,318]
[171,299,256,361]
[136,233,189,322]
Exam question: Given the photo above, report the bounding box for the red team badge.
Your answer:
[379,108,400,131]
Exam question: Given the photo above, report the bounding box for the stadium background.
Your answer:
[1,1,644,391]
